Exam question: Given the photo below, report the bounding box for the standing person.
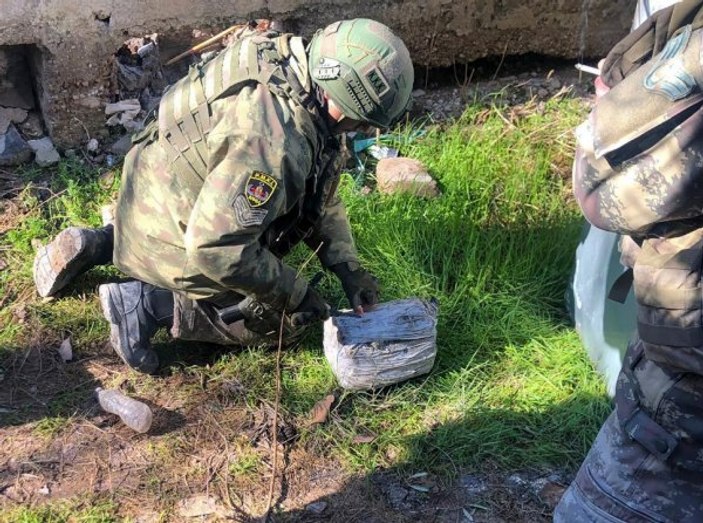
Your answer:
[555,1,703,520]
[33,19,414,374]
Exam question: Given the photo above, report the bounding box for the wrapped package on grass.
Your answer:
[323,298,439,390]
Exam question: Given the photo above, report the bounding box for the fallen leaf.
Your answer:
[58,337,73,362]
[308,394,335,426]
[352,434,376,444]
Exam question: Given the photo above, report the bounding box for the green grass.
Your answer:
[0,96,612,499]
[0,499,121,523]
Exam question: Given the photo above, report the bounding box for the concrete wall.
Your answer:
[0,0,632,147]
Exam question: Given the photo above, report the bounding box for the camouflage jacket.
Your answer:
[113,33,359,311]
[574,23,703,373]
[574,24,703,238]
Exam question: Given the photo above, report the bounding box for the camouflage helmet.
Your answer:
[309,19,414,128]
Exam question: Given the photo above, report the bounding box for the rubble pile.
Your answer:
[0,47,59,167]
[111,35,166,135]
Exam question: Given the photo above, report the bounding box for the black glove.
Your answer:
[290,287,331,327]
[330,262,380,313]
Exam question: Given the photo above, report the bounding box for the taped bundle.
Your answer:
[323,298,439,390]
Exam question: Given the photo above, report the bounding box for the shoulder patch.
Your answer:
[644,25,695,101]
[233,194,268,227]
[245,171,277,207]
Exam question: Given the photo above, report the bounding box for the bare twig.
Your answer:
[262,243,323,520]
[165,23,248,66]
[492,41,510,81]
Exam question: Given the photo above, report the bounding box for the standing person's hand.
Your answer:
[595,59,610,98]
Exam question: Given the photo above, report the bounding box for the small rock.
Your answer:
[105,98,141,116]
[58,337,73,362]
[537,88,549,98]
[305,501,328,515]
[109,134,133,156]
[38,485,50,495]
[387,485,409,508]
[459,474,488,496]
[64,149,77,158]
[376,157,438,197]
[86,138,99,153]
[412,89,426,97]
[17,111,44,139]
[506,473,528,489]
[177,494,230,518]
[0,125,33,166]
[28,137,61,167]
[0,107,28,134]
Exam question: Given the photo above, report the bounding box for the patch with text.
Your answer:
[245,171,277,208]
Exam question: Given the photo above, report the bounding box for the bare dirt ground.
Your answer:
[1,341,574,522]
[0,61,595,522]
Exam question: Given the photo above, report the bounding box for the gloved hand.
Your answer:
[330,262,380,314]
[290,287,331,327]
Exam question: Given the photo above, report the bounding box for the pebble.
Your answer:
[305,501,328,515]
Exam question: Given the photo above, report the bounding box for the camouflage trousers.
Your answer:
[554,339,703,522]
[171,291,303,347]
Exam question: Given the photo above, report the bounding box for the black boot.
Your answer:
[98,281,173,374]
[33,226,114,297]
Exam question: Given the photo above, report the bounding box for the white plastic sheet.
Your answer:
[323,298,439,390]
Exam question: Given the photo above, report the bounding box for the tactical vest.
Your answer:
[155,31,315,192]
[146,32,341,254]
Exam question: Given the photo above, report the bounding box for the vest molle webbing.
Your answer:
[157,33,312,190]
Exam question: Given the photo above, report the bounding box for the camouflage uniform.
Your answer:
[555,12,703,522]
[113,32,359,345]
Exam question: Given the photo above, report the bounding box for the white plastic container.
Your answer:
[323,298,439,390]
[95,387,153,433]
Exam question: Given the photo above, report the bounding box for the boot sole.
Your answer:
[33,228,92,297]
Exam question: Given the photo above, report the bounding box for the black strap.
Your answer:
[637,320,703,346]
[608,268,634,304]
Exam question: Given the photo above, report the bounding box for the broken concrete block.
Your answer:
[0,107,28,134]
[376,157,439,197]
[28,137,60,167]
[0,125,32,166]
[105,98,141,116]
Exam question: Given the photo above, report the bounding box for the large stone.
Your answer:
[0,106,27,134]
[0,125,32,166]
[376,157,438,197]
[27,137,60,166]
